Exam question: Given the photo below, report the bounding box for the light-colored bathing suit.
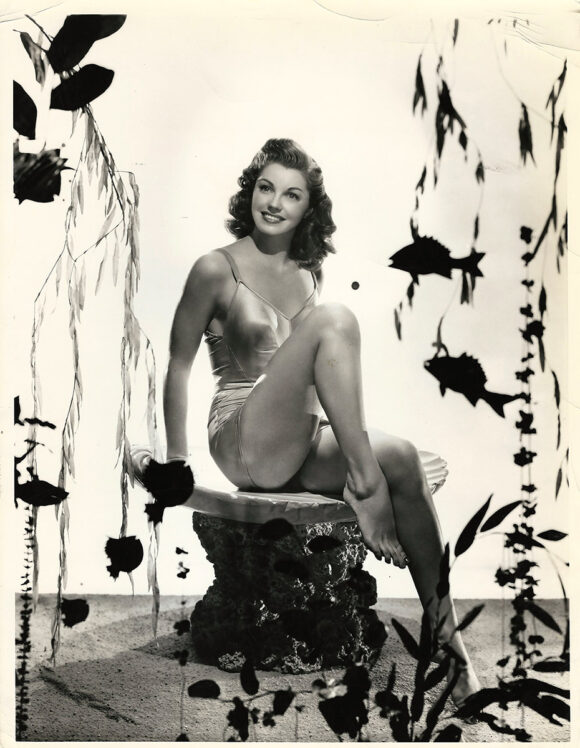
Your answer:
[205,248,326,489]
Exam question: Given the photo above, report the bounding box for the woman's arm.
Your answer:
[163,252,225,460]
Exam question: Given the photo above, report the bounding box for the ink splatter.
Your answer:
[60,598,89,627]
[351,281,360,290]
[105,536,144,579]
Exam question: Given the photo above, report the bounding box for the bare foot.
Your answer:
[343,470,408,568]
[450,662,481,710]
[432,637,481,709]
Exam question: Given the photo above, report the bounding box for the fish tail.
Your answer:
[483,390,519,417]
[455,250,485,278]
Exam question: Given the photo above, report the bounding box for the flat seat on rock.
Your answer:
[180,449,448,525]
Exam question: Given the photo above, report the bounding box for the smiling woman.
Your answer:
[159,137,481,708]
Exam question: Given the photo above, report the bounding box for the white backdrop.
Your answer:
[2,0,577,604]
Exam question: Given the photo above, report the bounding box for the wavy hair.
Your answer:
[226,139,336,269]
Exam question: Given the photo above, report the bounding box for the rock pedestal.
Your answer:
[190,514,387,673]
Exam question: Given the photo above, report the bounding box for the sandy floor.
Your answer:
[15,594,570,742]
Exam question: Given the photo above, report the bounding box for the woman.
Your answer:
[163,138,480,705]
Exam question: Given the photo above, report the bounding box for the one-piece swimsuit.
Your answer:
[204,248,327,488]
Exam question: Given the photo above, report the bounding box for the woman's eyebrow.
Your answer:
[257,177,304,193]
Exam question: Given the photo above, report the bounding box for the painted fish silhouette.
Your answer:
[389,235,484,284]
[424,353,519,417]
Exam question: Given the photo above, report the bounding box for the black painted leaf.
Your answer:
[14,146,69,203]
[520,226,533,244]
[24,417,57,429]
[20,32,47,84]
[452,19,459,45]
[497,656,510,667]
[187,679,220,698]
[436,543,450,599]
[525,601,562,634]
[416,166,426,193]
[555,114,566,180]
[537,529,567,541]
[475,161,484,183]
[459,129,468,151]
[47,15,126,72]
[533,658,569,673]
[455,603,485,632]
[514,447,536,467]
[60,597,89,627]
[480,500,521,532]
[306,535,342,553]
[518,104,535,164]
[412,56,427,115]
[105,536,143,579]
[555,468,562,499]
[394,308,401,340]
[539,285,547,319]
[391,617,419,659]
[367,618,388,649]
[455,495,492,557]
[258,518,294,541]
[522,483,536,493]
[434,723,462,741]
[273,558,309,581]
[424,656,450,691]
[240,657,259,695]
[272,689,295,715]
[13,82,37,139]
[50,65,114,111]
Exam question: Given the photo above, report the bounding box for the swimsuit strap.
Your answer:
[216,248,241,282]
[310,270,318,291]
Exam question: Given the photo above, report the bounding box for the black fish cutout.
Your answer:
[424,353,520,417]
[15,465,68,507]
[389,234,484,285]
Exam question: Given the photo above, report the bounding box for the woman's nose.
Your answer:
[268,194,281,211]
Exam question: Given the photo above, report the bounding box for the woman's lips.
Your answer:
[262,212,284,223]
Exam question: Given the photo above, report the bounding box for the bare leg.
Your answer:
[297,426,481,706]
[239,302,406,565]
[236,302,479,703]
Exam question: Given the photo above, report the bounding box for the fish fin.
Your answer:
[464,391,480,406]
[439,383,446,396]
[483,391,519,418]
[412,273,419,284]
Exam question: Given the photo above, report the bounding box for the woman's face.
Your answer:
[251,162,310,238]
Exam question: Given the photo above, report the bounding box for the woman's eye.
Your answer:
[258,184,271,192]
[287,192,299,200]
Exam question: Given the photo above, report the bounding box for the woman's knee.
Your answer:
[375,434,424,493]
[307,302,360,343]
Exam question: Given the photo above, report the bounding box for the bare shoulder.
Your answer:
[182,247,231,294]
